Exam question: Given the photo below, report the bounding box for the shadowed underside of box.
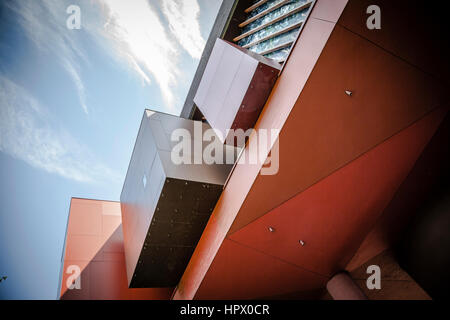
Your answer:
[130,178,223,287]
[120,110,235,288]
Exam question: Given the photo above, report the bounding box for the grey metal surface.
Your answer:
[180,0,239,119]
[194,39,280,146]
[120,110,236,287]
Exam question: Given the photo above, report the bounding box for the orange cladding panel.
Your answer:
[228,107,447,277]
[195,239,328,300]
[172,1,347,300]
[60,198,172,300]
[346,112,450,271]
[229,23,446,234]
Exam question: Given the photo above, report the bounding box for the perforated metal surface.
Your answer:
[130,178,223,287]
[120,110,235,288]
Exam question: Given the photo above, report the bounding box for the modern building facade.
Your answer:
[60,0,450,300]
[120,111,237,288]
[60,198,171,299]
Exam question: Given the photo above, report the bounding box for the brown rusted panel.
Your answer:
[228,63,278,144]
[229,23,446,234]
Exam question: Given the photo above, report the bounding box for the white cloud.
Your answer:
[95,0,182,109]
[0,76,119,184]
[6,0,89,114]
[160,0,206,59]
[62,60,88,114]
[6,0,209,112]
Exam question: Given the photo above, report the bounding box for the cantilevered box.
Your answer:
[194,38,281,146]
[120,110,237,288]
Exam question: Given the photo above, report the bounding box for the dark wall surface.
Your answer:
[394,115,450,299]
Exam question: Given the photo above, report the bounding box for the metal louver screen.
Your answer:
[235,0,313,62]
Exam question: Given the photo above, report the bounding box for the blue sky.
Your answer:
[0,0,222,299]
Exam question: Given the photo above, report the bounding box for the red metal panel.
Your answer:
[67,200,102,236]
[347,112,450,271]
[228,107,447,276]
[172,0,447,300]
[228,22,446,235]
[228,62,279,144]
[60,198,172,300]
[172,3,344,300]
[195,239,328,300]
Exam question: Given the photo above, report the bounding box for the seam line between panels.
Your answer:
[226,238,331,279]
[228,105,447,236]
[336,24,446,84]
[343,108,449,271]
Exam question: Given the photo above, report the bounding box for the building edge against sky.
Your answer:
[59,0,450,300]
[60,198,172,299]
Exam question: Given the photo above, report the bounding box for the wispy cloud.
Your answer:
[62,60,88,114]
[90,0,207,109]
[6,0,208,112]
[0,76,119,184]
[6,0,89,114]
[95,0,181,109]
[160,0,206,59]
